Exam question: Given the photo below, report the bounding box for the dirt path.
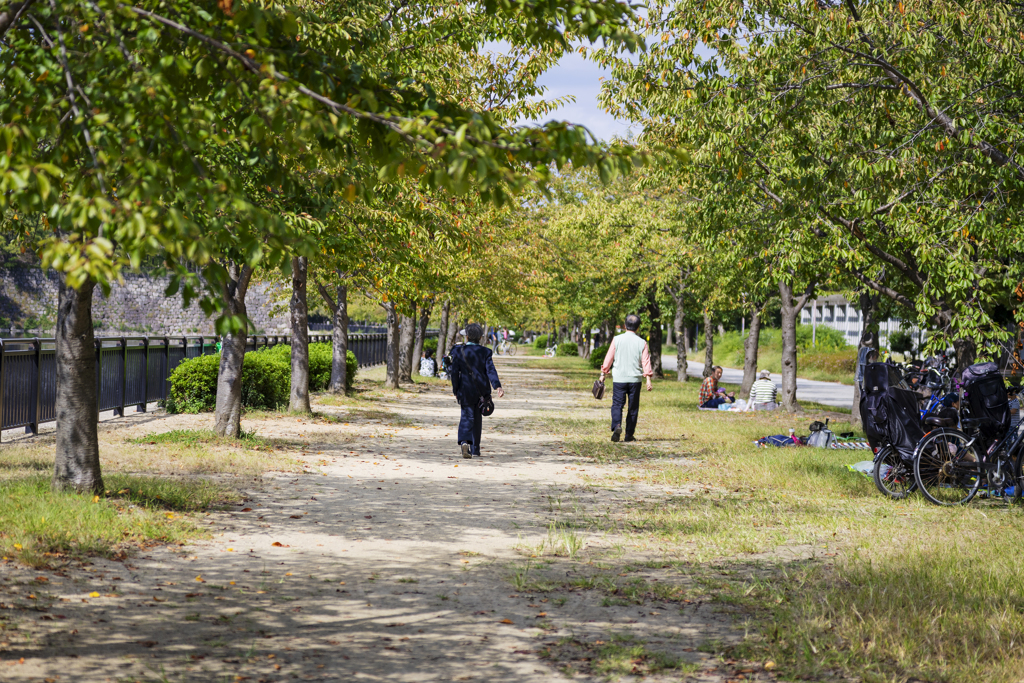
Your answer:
[1,360,776,682]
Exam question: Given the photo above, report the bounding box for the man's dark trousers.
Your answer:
[611,382,641,437]
[458,403,483,455]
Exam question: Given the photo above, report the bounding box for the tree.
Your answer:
[2,0,648,471]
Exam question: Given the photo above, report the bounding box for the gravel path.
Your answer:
[0,360,778,682]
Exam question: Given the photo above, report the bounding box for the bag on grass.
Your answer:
[806,418,835,448]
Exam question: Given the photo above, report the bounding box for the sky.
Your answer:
[528,51,637,142]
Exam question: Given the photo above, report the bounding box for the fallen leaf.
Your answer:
[536,612,547,618]
[240,508,253,512]
[764,661,776,670]
[271,542,289,547]
[185,593,202,598]
[88,592,100,598]
[195,576,205,583]
[290,515,302,519]
[500,619,514,624]
[138,640,158,648]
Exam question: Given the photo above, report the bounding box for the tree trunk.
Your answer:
[602,319,613,345]
[851,290,880,428]
[52,276,103,493]
[398,303,416,383]
[437,299,451,361]
[647,290,664,378]
[289,256,311,413]
[740,307,762,399]
[953,338,977,374]
[671,293,688,382]
[683,325,692,360]
[317,279,349,394]
[214,263,253,437]
[702,309,714,377]
[717,323,726,338]
[384,301,400,389]
[446,312,460,351]
[778,280,815,412]
[575,317,586,357]
[413,300,431,375]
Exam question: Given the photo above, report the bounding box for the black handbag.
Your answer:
[479,395,495,416]
[592,378,606,400]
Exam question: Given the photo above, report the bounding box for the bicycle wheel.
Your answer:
[914,430,982,506]
[873,447,917,500]
[1012,450,1024,505]
[508,342,517,356]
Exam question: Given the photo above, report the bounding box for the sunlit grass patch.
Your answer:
[0,475,234,567]
[115,428,302,476]
[540,633,696,679]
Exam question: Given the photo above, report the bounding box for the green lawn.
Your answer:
[515,354,1024,683]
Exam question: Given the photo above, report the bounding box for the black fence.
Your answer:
[0,332,392,440]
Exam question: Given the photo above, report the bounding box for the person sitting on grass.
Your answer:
[699,366,735,409]
[745,370,778,411]
[419,349,436,377]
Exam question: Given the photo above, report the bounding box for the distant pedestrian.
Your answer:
[450,323,504,458]
[598,314,653,442]
[699,366,735,409]
[745,370,778,411]
[419,349,436,377]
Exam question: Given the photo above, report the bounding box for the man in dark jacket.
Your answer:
[450,323,504,458]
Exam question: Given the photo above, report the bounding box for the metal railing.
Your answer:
[0,332,397,440]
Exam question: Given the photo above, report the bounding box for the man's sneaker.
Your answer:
[624,435,636,443]
[611,429,621,442]
[461,443,472,459]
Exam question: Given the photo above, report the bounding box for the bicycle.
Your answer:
[544,343,557,358]
[495,339,517,356]
[913,382,1023,506]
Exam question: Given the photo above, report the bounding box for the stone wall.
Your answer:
[0,267,291,336]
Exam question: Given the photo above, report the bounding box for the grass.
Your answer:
[686,325,857,385]
[120,429,303,476]
[541,633,696,679]
[0,475,237,567]
[508,353,1024,682]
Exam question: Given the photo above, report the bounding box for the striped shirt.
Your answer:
[750,378,778,404]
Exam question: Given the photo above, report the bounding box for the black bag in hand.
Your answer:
[592,378,606,400]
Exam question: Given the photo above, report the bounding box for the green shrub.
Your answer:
[590,344,610,369]
[557,341,579,357]
[165,354,219,414]
[239,352,290,409]
[252,342,339,391]
[534,334,549,349]
[166,352,289,414]
[345,349,357,391]
[795,323,848,351]
[888,329,915,358]
[423,337,438,355]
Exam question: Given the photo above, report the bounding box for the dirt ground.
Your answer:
[0,359,778,682]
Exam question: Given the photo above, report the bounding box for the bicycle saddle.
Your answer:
[923,415,957,428]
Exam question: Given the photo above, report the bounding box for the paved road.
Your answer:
[661,354,855,409]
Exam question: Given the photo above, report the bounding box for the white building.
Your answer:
[800,294,925,349]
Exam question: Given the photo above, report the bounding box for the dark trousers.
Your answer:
[701,397,732,410]
[611,382,641,436]
[458,403,483,455]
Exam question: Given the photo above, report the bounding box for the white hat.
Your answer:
[759,369,771,379]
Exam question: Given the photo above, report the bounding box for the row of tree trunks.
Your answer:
[445,313,460,352]
[670,290,688,382]
[437,300,451,362]
[740,307,762,399]
[412,301,432,375]
[316,280,349,395]
[384,301,400,389]
[398,303,417,383]
[646,290,664,378]
[289,257,311,414]
[702,309,714,378]
[778,280,816,412]
[52,277,103,493]
[214,262,254,437]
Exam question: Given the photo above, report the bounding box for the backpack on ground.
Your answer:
[806,418,835,448]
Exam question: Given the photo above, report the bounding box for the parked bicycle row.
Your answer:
[866,356,1024,507]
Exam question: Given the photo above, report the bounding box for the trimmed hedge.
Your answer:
[166,343,358,414]
[533,334,549,349]
[165,352,289,414]
[556,342,579,357]
[589,344,610,369]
